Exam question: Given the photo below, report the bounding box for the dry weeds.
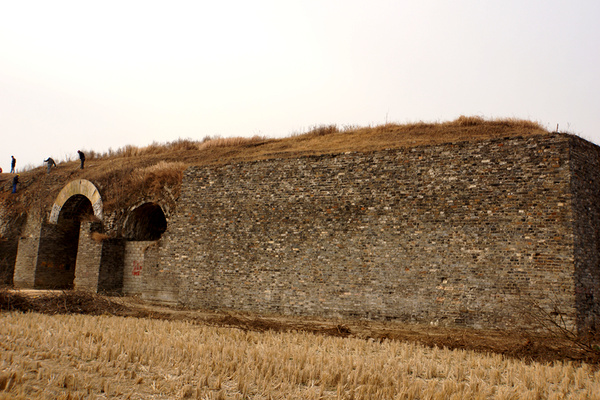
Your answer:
[130,161,186,196]
[0,290,130,316]
[1,116,550,219]
[196,136,267,151]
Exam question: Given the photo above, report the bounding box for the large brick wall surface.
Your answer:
[6,132,599,331]
[569,137,600,330]
[156,133,589,329]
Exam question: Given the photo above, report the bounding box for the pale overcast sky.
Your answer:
[1,0,599,171]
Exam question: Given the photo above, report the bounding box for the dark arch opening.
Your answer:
[58,194,94,223]
[35,195,94,289]
[123,203,167,241]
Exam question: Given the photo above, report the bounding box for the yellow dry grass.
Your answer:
[67,116,550,166]
[130,161,186,195]
[1,311,598,400]
[0,116,550,217]
[196,136,267,151]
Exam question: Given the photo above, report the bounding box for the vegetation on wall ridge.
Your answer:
[0,116,550,218]
[79,115,547,161]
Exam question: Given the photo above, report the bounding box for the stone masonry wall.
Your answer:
[569,136,600,330]
[97,239,124,294]
[142,239,179,305]
[0,213,25,285]
[34,221,79,289]
[13,212,43,288]
[72,224,125,294]
[73,221,102,291]
[123,241,157,295]
[13,236,39,288]
[0,240,17,285]
[158,133,578,329]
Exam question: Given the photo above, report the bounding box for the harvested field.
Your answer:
[1,289,600,399]
[1,289,599,364]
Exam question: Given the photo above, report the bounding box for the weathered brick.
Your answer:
[153,133,598,330]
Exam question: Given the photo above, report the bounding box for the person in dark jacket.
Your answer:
[77,150,85,169]
[44,157,56,173]
[12,174,19,193]
[10,156,16,173]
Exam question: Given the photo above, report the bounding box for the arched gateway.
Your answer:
[13,179,107,290]
[13,179,168,294]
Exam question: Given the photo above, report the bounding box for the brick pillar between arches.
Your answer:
[13,213,43,289]
[73,221,102,292]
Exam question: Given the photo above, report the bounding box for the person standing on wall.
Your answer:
[77,150,85,169]
[44,157,56,173]
[10,156,16,173]
[12,174,19,193]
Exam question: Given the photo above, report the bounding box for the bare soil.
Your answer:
[1,288,598,366]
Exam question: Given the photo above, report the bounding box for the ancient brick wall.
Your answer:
[71,222,125,294]
[123,241,157,295]
[0,213,25,285]
[12,213,80,289]
[13,212,43,288]
[73,221,103,291]
[33,221,79,289]
[569,137,600,330]
[0,240,17,285]
[142,239,179,305]
[157,133,583,329]
[97,239,124,294]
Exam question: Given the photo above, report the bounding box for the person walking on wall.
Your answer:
[10,156,16,173]
[12,174,19,193]
[44,157,56,173]
[77,150,85,169]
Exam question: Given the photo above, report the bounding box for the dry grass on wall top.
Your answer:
[0,116,551,218]
[130,161,186,196]
[99,161,186,211]
[196,135,267,151]
[290,116,548,154]
[92,136,268,160]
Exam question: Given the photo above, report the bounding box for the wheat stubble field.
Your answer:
[1,309,599,400]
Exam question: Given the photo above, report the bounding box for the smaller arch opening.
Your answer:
[123,203,167,241]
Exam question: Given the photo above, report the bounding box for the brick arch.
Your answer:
[49,179,103,224]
